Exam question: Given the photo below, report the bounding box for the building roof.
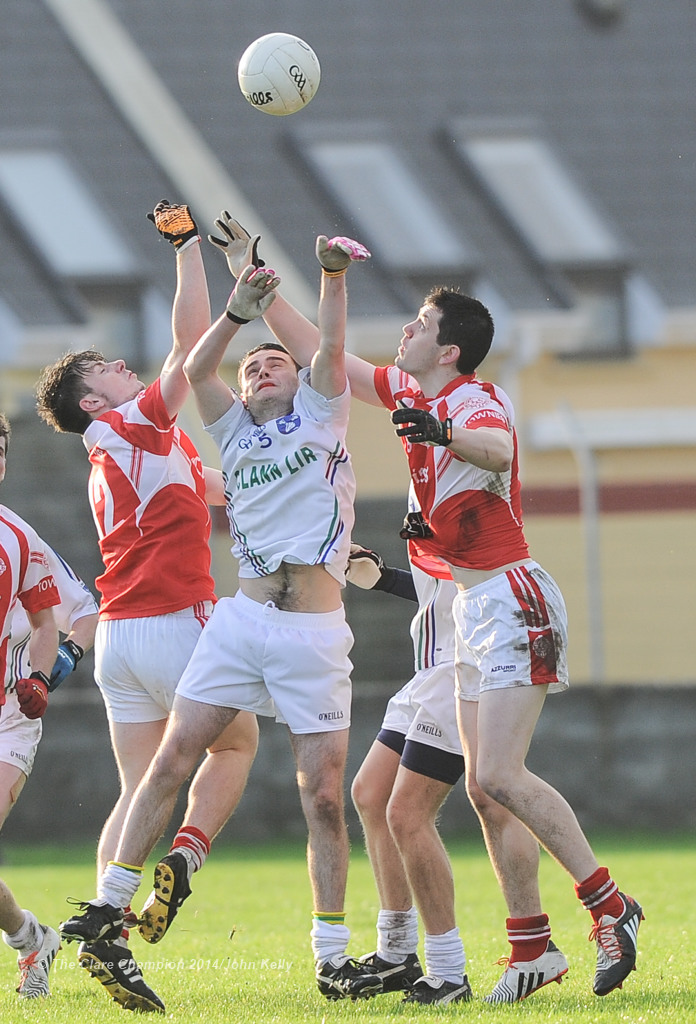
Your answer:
[1,0,694,357]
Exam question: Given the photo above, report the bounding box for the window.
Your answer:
[0,150,137,279]
[445,124,632,355]
[294,129,479,304]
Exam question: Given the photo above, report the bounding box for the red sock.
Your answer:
[171,826,211,873]
[575,866,624,922]
[121,904,137,942]
[506,914,551,964]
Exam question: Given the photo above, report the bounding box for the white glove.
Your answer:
[316,235,371,275]
[345,543,385,589]
[209,212,264,278]
[226,265,280,324]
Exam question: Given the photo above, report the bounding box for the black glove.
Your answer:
[49,639,84,692]
[346,546,385,589]
[392,406,453,446]
[399,511,434,540]
[346,544,417,602]
[147,199,199,249]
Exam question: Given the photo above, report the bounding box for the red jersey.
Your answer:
[374,365,529,572]
[83,379,216,619]
[0,505,60,700]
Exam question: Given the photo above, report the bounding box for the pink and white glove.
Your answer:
[316,235,371,275]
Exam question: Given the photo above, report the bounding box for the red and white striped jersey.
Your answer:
[83,379,216,619]
[6,545,98,693]
[374,365,529,572]
[0,505,60,697]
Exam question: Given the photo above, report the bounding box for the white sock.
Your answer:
[97,862,143,909]
[171,828,210,874]
[376,907,419,963]
[311,918,350,964]
[2,910,42,953]
[171,845,197,880]
[424,927,466,984]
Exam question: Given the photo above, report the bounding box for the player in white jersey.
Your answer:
[0,413,63,999]
[35,203,259,1014]
[231,226,643,1003]
[347,542,471,1004]
[49,227,380,1004]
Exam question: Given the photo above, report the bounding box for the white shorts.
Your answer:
[382,663,462,756]
[455,562,569,701]
[95,603,213,724]
[0,691,41,776]
[175,590,353,735]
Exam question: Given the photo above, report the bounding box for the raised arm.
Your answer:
[308,237,348,399]
[184,265,280,426]
[148,200,210,418]
[263,291,382,406]
[207,214,383,405]
[310,235,371,399]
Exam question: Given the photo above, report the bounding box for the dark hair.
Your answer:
[237,342,301,386]
[35,350,105,434]
[0,412,10,455]
[424,287,495,375]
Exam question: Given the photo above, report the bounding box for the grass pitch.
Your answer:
[0,833,692,1022]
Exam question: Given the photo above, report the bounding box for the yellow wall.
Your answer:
[525,512,695,684]
[513,345,696,488]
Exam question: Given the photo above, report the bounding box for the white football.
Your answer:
[237,33,321,116]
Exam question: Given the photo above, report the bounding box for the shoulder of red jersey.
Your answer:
[373,365,424,411]
[445,378,513,432]
[133,378,174,429]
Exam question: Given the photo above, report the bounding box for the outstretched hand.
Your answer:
[226,265,280,324]
[209,212,265,278]
[316,235,371,275]
[147,199,199,249]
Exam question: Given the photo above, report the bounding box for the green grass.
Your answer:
[0,834,692,1022]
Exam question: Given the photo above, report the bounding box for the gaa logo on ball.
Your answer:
[238,33,321,116]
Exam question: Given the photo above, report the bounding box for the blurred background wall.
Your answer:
[0,0,694,842]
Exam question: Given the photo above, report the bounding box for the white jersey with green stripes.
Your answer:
[206,369,355,583]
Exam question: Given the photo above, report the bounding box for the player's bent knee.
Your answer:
[473,767,516,810]
[350,770,382,817]
[151,737,204,782]
[386,797,421,843]
[209,711,259,758]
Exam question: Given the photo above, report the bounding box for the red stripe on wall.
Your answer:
[522,481,696,515]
